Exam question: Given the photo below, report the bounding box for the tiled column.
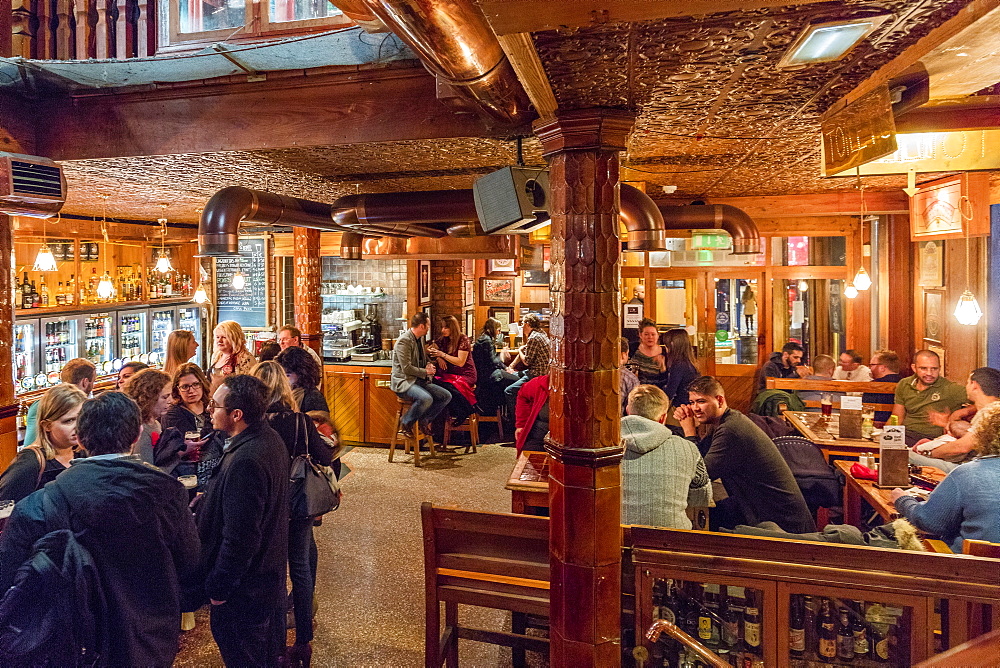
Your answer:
[534,108,635,666]
[293,227,322,354]
[0,215,18,469]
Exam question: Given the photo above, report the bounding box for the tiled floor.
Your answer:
[176,443,527,667]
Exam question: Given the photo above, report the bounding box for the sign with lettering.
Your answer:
[624,304,643,329]
[830,129,1000,176]
[910,172,990,240]
[840,395,863,411]
[879,425,907,450]
[215,237,269,330]
[821,84,898,175]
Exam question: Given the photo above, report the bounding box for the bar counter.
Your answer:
[322,361,398,445]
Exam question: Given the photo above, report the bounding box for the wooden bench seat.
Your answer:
[422,502,550,667]
[766,378,897,412]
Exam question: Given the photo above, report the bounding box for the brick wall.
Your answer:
[429,260,465,337]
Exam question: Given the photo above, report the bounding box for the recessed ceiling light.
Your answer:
[778,16,891,68]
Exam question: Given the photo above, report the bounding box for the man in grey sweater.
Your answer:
[621,384,711,529]
[391,312,451,438]
[676,375,815,533]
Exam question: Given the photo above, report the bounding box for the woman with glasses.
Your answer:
[160,363,224,480]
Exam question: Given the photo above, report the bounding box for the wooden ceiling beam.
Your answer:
[496,33,558,119]
[478,0,827,36]
[34,66,502,161]
[894,97,1000,133]
[824,0,1000,119]
[693,191,909,217]
[0,92,35,154]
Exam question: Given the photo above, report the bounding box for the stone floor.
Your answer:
[176,443,529,667]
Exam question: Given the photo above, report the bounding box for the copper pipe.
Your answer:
[358,0,532,125]
[329,0,389,32]
[645,619,730,668]
[332,190,478,238]
[620,183,667,251]
[659,203,761,255]
[339,231,365,260]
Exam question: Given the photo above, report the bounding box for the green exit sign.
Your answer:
[690,232,732,250]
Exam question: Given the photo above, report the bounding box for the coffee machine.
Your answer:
[358,303,383,354]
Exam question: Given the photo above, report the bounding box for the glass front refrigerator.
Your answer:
[117,308,149,361]
[39,315,79,381]
[149,304,178,361]
[80,312,116,377]
[13,318,40,394]
[177,304,205,367]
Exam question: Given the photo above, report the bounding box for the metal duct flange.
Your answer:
[620,183,667,251]
[339,231,365,260]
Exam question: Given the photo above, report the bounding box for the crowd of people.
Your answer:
[0,320,337,667]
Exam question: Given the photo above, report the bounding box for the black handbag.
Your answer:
[289,413,340,519]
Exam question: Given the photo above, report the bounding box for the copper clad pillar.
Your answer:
[534,108,635,666]
[0,215,18,468]
[293,227,323,354]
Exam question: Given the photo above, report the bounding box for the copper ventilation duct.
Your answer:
[618,184,761,255]
[356,0,533,126]
[332,189,477,238]
[329,0,389,32]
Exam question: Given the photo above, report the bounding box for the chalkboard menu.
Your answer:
[215,237,269,329]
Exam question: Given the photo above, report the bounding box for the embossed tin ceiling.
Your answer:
[57,0,973,223]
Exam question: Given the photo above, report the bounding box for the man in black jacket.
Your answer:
[676,376,815,533]
[198,374,290,667]
[755,341,808,394]
[0,391,200,667]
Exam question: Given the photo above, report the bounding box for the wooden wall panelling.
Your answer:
[365,371,399,444]
[324,368,364,443]
[0,215,17,472]
[885,214,915,371]
[989,205,1000,369]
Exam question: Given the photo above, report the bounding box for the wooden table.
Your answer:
[505,452,550,515]
[783,410,879,460]
[835,459,946,526]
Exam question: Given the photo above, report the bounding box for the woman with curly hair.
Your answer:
[275,345,329,413]
[0,384,87,502]
[209,320,256,390]
[124,368,173,464]
[892,402,1000,552]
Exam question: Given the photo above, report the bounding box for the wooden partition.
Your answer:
[629,527,1000,666]
[9,0,156,60]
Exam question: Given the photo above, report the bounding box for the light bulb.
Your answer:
[797,280,808,292]
[844,283,859,299]
[193,285,208,304]
[853,266,872,291]
[954,290,983,326]
[154,250,173,273]
[231,270,246,290]
[33,244,58,272]
[96,272,115,300]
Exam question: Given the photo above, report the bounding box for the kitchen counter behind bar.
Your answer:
[323,363,398,445]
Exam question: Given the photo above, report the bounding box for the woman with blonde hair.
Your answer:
[250,361,332,663]
[0,384,87,502]
[123,368,173,465]
[209,320,256,388]
[163,330,199,377]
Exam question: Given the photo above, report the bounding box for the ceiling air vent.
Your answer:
[0,152,67,218]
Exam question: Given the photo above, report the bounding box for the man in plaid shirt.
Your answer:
[504,314,550,413]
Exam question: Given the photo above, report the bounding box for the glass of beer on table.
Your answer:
[821,393,833,417]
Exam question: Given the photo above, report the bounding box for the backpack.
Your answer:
[0,490,109,667]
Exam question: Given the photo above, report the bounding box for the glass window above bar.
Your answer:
[772,236,847,266]
[269,0,342,23]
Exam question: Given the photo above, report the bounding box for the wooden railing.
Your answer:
[7,0,156,60]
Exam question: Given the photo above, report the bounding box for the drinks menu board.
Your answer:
[215,237,269,329]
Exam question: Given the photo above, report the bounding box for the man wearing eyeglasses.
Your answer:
[195,375,289,667]
[862,350,905,424]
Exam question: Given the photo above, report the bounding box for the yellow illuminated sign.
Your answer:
[828,129,1000,176]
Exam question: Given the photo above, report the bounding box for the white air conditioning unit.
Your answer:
[473,166,550,234]
[0,152,67,218]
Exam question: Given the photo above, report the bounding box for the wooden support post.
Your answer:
[0,215,19,471]
[293,227,323,354]
[534,108,635,667]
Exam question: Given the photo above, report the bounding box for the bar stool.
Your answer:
[442,412,479,453]
[475,407,505,442]
[389,397,435,467]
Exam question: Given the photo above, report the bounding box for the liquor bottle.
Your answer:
[742,590,761,656]
[888,611,910,666]
[66,275,75,305]
[55,281,64,305]
[788,595,805,657]
[719,587,739,655]
[836,608,855,660]
[21,273,32,309]
[817,599,837,660]
[652,579,668,622]
[851,601,870,658]
[31,281,40,308]
[683,583,700,638]
[697,584,715,648]
[40,279,49,306]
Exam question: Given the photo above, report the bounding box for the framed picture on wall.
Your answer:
[418,261,431,304]
[523,246,550,286]
[464,280,475,307]
[421,304,432,342]
[465,309,475,337]
[480,277,515,304]
[488,306,515,332]
[924,291,943,343]
[488,258,516,274]
[918,240,944,288]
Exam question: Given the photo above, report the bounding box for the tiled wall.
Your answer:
[321,257,408,335]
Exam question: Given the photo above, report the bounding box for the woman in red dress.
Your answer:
[429,315,478,426]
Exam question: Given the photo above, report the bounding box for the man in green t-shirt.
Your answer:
[892,349,968,445]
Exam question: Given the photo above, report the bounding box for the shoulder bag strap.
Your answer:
[25,445,46,489]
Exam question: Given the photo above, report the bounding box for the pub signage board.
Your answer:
[829,129,1000,176]
[215,236,269,330]
[820,84,898,176]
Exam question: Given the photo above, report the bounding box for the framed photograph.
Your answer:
[488,306,515,332]
[465,309,475,337]
[923,291,943,343]
[418,261,431,304]
[918,240,944,288]
[488,258,516,274]
[421,304,432,342]
[480,277,515,304]
[522,246,550,286]
[464,280,475,307]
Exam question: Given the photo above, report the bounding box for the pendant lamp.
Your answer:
[155,209,174,273]
[231,270,246,290]
[97,272,115,299]
[954,237,982,325]
[193,284,209,304]
[844,283,859,299]
[33,244,58,272]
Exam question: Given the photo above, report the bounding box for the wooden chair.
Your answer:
[962,539,1000,558]
[765,378,896,413]
[389,398,436,467]
[442,412,479,453]
[422,502,550,668]
[475,407,505,442]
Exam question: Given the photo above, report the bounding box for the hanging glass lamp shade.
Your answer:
[853,266,872,291]
[193,284,209,304]
[844,283,859,299]
[33,244,58,272]
[231,270,246,290]
[954,290,983,326]
[155,249,173,273]
[96,272,115,300]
